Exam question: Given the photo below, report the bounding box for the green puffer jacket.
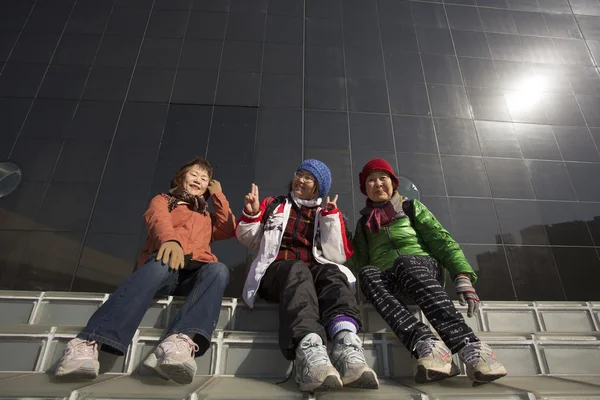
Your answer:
[347,195,477,285]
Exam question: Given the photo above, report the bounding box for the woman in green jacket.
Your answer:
[349,158,506,386]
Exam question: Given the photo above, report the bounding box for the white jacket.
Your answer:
[235,196,356,308]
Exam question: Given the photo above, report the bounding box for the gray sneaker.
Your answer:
[413,338,460,384]
[143,333,199,384]
[294,333,342,392]
[458,341,507,386]
[55,338,99,379]
[330,332,379,389]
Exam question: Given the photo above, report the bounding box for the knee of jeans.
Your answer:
[140,256,171,280]
[207,263,230,286]
[287,261,312,281]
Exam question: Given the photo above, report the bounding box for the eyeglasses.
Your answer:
[293,171,315,183]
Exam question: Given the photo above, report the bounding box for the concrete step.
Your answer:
[1,324,600,379]
[2,291,600,334]
[1,374,600,400]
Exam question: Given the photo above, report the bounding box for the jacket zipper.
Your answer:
[291,205,303,260]
[384,226,403,258]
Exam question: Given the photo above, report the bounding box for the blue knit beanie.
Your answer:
[297,159,331,199]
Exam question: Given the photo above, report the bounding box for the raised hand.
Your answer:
[244,183,260,215]
[324,194,339,212]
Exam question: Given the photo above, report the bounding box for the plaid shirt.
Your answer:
[275,202,317,265]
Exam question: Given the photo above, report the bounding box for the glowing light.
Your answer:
[504,75,547,110]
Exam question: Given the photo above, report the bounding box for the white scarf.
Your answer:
[290,191,322,208]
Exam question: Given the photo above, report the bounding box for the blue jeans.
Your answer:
[78,255,229,356]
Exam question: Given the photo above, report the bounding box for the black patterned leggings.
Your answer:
[359,255,478,355]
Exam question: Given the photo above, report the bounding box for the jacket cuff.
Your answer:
[240,209,263,223]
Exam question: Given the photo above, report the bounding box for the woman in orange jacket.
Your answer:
[55,157,235,385]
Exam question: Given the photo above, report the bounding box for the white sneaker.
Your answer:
[413,338,460,383]
[458,341,507,386]
[55,338,99,379]
[294,333,342,392]
[330,332,379,389]
[143,333,199,384]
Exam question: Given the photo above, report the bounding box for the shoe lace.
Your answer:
[301,342,330,367]
[461,342,491,365]
[71,339,96,358]
[341,338,367,364]
[170,333,200,357]
[414,338,436,358]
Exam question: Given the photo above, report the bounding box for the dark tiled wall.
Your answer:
[1,0,600,301]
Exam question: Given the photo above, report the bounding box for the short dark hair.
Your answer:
[171,157,213,189]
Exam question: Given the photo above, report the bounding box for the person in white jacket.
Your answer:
[235,159,378,392]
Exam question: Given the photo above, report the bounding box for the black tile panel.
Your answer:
[306,45,344,77]
[506,245,566,301]
[416,27,455,56]
[24,4,71,33]
[65,5,111,35]
[397,153,446,196]
[191,0,230,12]
[512,11,550,36]
[38,64,90,100]
[485,158,535,199]
[410,2,448,29]
[15,231,84,291]
[389,81,430,116]
[384,51,423,83]
[186,11,228,39]
[52,140,110,184]
[553,247,600,301]
[513,123,562,160]
[114,102,169,143]
[495,199,548,244]
[171,69,218,104]
[221,41,263,73]
[305,76,346,111]
[576,95,600,127]
[0,231,30,289]
[446,5,483,31]
[179,38,222,70]
[10,32,60,63]
[526,160,578,200]
[435,117,481,156]
[82,66,133,101]
[458,244,516,300]
[305,17,343,46]
[380,23,419,54]
[0,181,48,231]
[145,10,188,38]
[268,0,304,16]
[377,0,413,25]
[9,138,62,182]
[128,68,177,103]
[68,101,122,141]
[468,87,512,121]
[393,115,437,155]
[103,140,161,186]
[422,54,462,86]
[105,8,151,37]
[304,110,348,149]
[442,155,491,197]
[265,15,303,44]
[543,13,582,39]
[452,30,492,58]
[138,37,183,69]
[21,99,78,139]
[420,196,454,234]
[349,113,394,151]
[229,0,267,14]
[448,197,500,244]
[215,71,261,106]
[0,31,19,61]
[259,74,302,108]
[90,184,151,234]
[538,201,595,246]
[258,108,302,147]
[347,78,389,113]
[565,162,600,201]
[262,43,302,74]
[0,98,33,146]
[225,13,266,42]
[553,126,600,162]
[52,34,102,65]
[36,182,96,232]
[428,84,472,119]
[479,8,518,34]
[94,35,143,67]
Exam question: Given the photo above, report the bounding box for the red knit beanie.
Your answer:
[359,158,399,195]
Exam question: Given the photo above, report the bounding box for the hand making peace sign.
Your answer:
[244,183,260,215]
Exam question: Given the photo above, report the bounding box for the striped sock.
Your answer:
[328,315,359,339]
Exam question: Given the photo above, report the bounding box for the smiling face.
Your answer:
[291,170,318,200]
[182,165,210,197]
[365,170,394,202]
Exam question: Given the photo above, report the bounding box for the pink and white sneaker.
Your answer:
[143,333,199,384]
[55,338,99,379]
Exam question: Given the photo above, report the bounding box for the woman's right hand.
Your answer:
[244,183,260,215]
[157,241,185,269]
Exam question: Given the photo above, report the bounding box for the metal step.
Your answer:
[1,291,600,399]
[0,374,600,399]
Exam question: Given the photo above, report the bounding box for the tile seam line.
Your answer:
[68,0,158,291]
